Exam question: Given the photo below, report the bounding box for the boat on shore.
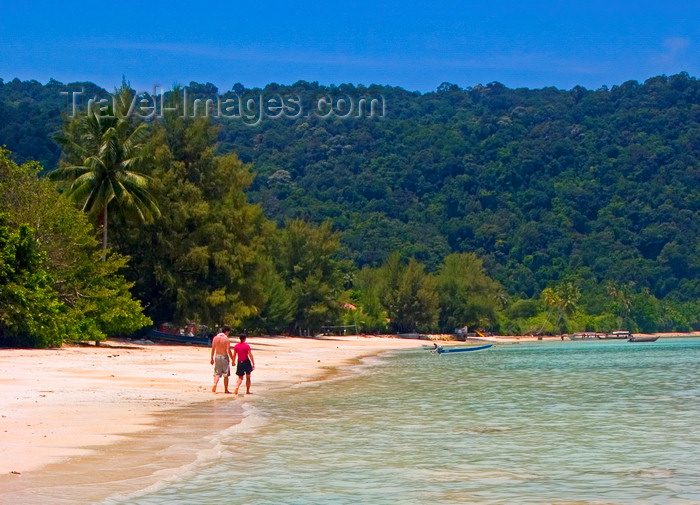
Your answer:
[569,332,602,340]
[146,329,212,346]
[570,330,633,340]
[598,330,631,340]
[628,335,659,343]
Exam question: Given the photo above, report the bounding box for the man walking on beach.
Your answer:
[232,334,255,395]
[210,326,233,393]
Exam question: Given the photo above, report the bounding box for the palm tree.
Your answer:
[537,282,580,334]
[553,281,581,330]
[52,87,159,256]
[536,287,560,334]
[605,281,633,328]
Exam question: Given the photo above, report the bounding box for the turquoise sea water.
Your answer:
[103,338,700,505]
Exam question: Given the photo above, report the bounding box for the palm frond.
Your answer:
[55,109,160,252]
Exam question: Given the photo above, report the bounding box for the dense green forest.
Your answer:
[0,147,151,347]
[1,73,699,346]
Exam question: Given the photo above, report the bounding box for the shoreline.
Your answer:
[1,332,697,503]
[0,335,426,504]
[433,331,700,343]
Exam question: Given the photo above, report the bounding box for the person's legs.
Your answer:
[213,355,230,393]
[233,374,243,394]
[245,373,251,394]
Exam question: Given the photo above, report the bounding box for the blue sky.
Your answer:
[1,1,698,93]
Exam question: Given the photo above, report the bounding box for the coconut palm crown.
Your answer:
[52,86,160,255]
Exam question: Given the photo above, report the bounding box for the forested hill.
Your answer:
[1,73,699,302]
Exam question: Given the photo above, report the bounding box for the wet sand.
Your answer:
[0,335,425,504]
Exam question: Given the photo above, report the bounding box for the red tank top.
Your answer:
[234,342,251,362]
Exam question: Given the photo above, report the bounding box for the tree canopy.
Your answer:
[0,148,151,347]
[52,83,160,254]
[1,74,699,339]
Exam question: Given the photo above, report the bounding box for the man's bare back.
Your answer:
[211,333,231,355]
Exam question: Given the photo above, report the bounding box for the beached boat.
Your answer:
[435,344,493,354]
[628,335,659,342]
[598,330,631,340]
[146,330,212,346]
[569,332,600,340]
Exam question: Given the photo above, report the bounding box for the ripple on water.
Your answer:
[626,467,676,478]
[456,425,522,434]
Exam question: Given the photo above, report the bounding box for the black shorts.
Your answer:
[236,359,253,377]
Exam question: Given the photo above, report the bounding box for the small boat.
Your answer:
[146,330,212,346]
[569,332,599,340]
[597,330,631,340]
[436,344,493,354]
[628,335,659,343]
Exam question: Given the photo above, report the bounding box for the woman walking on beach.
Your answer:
[233,334,255,395]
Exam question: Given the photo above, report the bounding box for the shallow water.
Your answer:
[103,338,700,505]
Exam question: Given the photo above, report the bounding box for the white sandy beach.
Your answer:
[0,335,426,502]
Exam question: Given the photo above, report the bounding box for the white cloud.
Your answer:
[659,37,691,64]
